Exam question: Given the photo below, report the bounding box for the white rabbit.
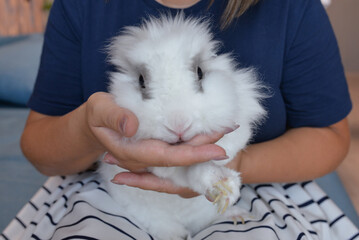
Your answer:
[99,14,267,240]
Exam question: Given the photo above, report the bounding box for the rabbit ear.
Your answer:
[107,13,221,69]
[105,29,138,72]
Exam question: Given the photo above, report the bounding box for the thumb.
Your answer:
[87,92,139,138]
[112,107,139,138]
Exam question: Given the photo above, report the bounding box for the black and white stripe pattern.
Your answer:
[1,172,358,240]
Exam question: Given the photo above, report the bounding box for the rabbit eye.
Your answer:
[197,67,203,81]
[139,74,145,88]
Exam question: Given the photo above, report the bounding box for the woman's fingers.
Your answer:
[185,125,239,146]
[121,139,227,169]
[111,172,199,199]
[101,127,240,172]
[185,131,225,146]
[102,140,227,172]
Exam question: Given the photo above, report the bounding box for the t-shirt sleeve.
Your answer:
[28,0,84,116]
[281,0,352,128]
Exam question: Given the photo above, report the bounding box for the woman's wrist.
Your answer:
[226,149,249,184]
[236,146,257,184]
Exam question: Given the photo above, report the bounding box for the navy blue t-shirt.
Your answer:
[28,0,352,143]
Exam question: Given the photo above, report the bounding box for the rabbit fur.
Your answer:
[99,14,267,240]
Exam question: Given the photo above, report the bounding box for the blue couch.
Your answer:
[0,34,358,232]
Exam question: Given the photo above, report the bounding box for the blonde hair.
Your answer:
[104,0,259,29]
[209,0,259,29]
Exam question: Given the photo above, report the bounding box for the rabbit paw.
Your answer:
[205,172,241,214]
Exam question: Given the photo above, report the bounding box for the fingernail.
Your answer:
[111,178,124,185]
[119,116,127,135]
[224,124,240,134]
[213,155,229,161]
[205,190,214,202]
[103,153,119,165]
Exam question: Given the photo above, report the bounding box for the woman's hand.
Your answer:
[108,130,236,199]
[86,92,228,173]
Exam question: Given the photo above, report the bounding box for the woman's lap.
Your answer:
[1,172,358,240]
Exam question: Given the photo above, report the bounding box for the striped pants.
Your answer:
[2,172,358,240]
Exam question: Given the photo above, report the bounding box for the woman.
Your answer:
[5,0,359,239]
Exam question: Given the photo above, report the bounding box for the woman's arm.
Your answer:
[21,92,227,176]
[237,117,350,184]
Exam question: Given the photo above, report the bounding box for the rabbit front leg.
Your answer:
[150,128,247,213]
[187,162,241,213]
[150,163,241,213]
[185,128,246,212]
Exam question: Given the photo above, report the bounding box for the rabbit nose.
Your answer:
[164,115,193,140]
[165,124,191,139]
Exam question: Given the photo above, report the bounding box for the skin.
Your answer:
[21,0,351,199]
[154,0,201,8]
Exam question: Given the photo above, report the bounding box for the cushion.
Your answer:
[0,34,43,106]
[317,173,359,227]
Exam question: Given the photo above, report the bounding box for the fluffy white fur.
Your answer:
[100,14,267,240]
[321,0,331,7]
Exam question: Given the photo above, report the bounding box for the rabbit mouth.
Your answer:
[170,140,185,146]
[166,135,185,145]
